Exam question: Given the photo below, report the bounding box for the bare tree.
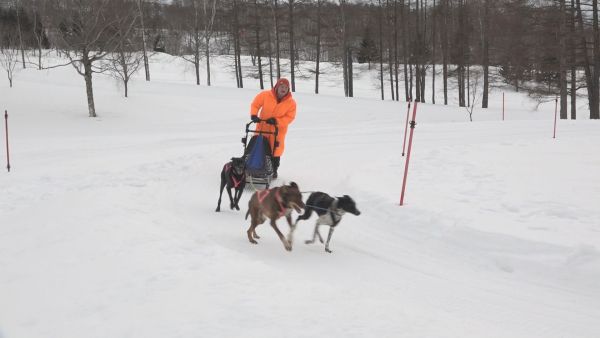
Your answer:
[465,68,482,122]
[180,0,216,86]
[0,33,19,87]
[104,42,144,98]
[203,0,217,86]
[50,0,138,117]
[23,0,50,70]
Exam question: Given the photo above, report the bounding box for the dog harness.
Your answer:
[306,199,344,226]
[224,163,244,188]
[257,188,287,218]
[328,199,343,226]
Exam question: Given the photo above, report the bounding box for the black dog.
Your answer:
[216,157,246,212]
[289,192,360,253]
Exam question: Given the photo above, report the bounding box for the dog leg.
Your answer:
[286,214,296,246]
[247,212,259,244]
[305,223,319,245]
[233,188,242,210]
[216,179,227,212]
[325,227,335,253]
[316,228,325,244]
[270,219,291,251]
[226,187,236,210]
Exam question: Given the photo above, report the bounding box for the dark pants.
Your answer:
[273,156,280,175]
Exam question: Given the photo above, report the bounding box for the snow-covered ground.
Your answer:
[1,53,599,338]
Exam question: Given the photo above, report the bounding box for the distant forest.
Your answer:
[0,0,596,119]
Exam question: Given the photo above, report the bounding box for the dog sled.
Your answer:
[241,119,279,189]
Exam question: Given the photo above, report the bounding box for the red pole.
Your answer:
[4,110,10,172]
[401,99,411,156]
[502,92,505,121]
[400,101,418,206]
[553,97,558,139]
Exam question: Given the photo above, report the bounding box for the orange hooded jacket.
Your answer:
[250,78,297,157]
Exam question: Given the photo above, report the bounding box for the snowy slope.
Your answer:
[0,53,599,338]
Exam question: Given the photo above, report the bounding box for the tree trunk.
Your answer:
[415,0,421,102]
[138,0,151,81]
[273,0,281,79]
[348,48,354,97]
[233,0,243,88]
[482,0,489,108]
[195,52,200,85]
[458,0,466,107]
[560,0,568,119]
[593,0,600,119]
[576,0,595,117]
[432,0,436,104]
[83,58,97,118]
[234,39,240,87]
[402,0,409,100]
[316,0,322,94]
[394,0,399,101]
[15,1,25,69]
[570,0,576,119]
[379,0,385,100]
[386,0,394,100]
[267,24,274,88]
[205,37,211,86]
[341,0,349,97]
[420,0,426,102]
[255,0,264,89]
[442,0,448,105]
[289,0,296,92]
[121,50,129,97]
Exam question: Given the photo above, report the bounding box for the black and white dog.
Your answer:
[216,157,246,212]
[289,192,360,253]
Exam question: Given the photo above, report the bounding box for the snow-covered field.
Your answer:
[1,53,599,338]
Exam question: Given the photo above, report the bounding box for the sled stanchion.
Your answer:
[400,101,418,206]
[4,110,9,172]
[401,99,411,156]
[553,97,558,139]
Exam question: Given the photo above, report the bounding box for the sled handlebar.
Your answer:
[245,120,279,136]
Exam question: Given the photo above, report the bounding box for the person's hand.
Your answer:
[251,115,260,122]
[266,118,277,125]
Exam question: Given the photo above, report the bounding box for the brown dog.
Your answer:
[245,182,305,251]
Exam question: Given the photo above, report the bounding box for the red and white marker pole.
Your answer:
[4,110,10,172]
[553,97,558,139]
[401,99,412,156]
[400,101,418,206]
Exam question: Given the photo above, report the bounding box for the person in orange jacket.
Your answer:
[250,78,297,178]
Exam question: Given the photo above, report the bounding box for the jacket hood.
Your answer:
[272,78,292,102]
